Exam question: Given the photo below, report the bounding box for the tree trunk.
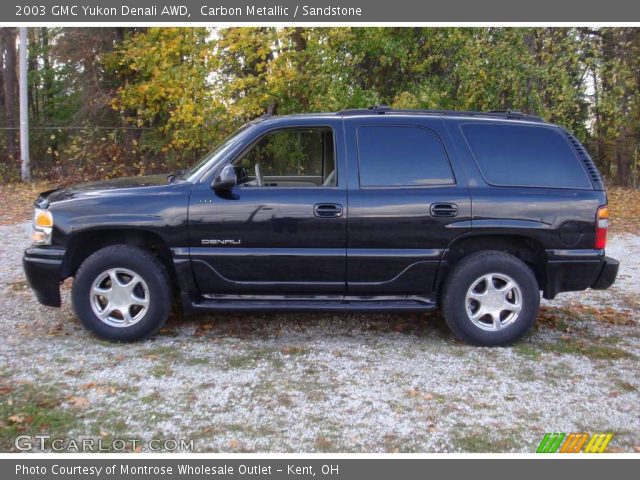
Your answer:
[598,28,616,182]
[2,27,18,163]
[41,27,58,165]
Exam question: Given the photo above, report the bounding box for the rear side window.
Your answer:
[461,123,591,189]
[357,126,455,187]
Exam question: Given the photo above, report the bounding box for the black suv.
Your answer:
[23,107,619,346]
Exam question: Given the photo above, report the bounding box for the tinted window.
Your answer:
[461,124,591,189]
[357,126,454,187]
[235,128,335,187]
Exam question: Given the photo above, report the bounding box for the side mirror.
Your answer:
[212,165,237,191]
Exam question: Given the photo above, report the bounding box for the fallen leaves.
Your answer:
[81,382,117,395]
[0,181,56,225]
[194,322,216,337]
[66,395,90,408]
[607,187,640,234]
[280,345,306,356]
[538,304,635,331]
[8,414,27,424]
[407,387,436,402]
[392,322,412,333]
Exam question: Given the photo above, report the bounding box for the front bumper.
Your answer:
[23,247,65,307]
[544,249,619,299]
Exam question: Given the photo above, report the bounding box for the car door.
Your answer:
[344,115,471,295]
[188,119,348,295]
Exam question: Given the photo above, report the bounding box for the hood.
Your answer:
[37,174,171,207]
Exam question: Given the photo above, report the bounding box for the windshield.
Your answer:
[180,122,256,182]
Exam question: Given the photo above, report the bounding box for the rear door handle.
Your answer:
[430,203,458,217]
[314,203,343,218]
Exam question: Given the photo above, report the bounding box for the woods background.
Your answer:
[0,27,638,187]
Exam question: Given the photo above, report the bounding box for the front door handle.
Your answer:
[314,203,343,218]
[430,203,458,217]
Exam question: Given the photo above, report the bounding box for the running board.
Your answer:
[191,294,437,313]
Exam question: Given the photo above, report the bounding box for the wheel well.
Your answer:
[62,229,176,286]
[442,235,547,292]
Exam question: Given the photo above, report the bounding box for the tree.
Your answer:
[111,27,223,167]
[2,27,639,186]
[2,28,17,164]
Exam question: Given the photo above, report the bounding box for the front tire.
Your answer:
[441,251,540,346]
[72,245,171,342]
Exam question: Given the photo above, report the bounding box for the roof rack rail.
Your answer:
[369,104,391,113]
[337,106,543,122]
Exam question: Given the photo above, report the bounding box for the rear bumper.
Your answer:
[544,249,618,299]
[591,257,619,290]
[22,247,65,307]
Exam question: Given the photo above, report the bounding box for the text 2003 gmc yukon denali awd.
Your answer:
[23,107,619,346]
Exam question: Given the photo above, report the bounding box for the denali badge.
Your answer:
[201,239,241,246]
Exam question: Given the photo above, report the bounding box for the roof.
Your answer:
[262,105,545,123]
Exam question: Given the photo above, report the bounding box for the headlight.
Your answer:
[32,208,53,245]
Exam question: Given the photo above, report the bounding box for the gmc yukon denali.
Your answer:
[23,107,619,346]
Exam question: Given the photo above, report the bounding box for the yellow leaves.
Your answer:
[112,27,224,156]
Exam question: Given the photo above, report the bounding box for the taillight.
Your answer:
[595,205,608,249]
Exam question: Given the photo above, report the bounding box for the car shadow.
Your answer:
[161,308,454,342]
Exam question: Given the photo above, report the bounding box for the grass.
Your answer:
[452,433,519,452]
[184,356,210,366]
[537,338,635,360]
[515,366,538,383]
[614,380,637,393]
[0,382,78,452]
[150,364,174,378]
[513,342,543,360]
[451,426,526,453]
[142,344,184,361]
[224,347,280,370]
[528,305,637,360]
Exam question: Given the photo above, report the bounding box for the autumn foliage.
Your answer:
[0,27,639,187]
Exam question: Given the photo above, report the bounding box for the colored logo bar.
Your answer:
[537,433,613,453]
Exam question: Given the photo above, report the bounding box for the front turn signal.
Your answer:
[34,209,53,228]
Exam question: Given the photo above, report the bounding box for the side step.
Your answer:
[190,294,437,313]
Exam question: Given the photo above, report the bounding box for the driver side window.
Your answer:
[234,127,336,187]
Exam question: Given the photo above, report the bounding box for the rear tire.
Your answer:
[441,251,539,346]
[72,245,171,342]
